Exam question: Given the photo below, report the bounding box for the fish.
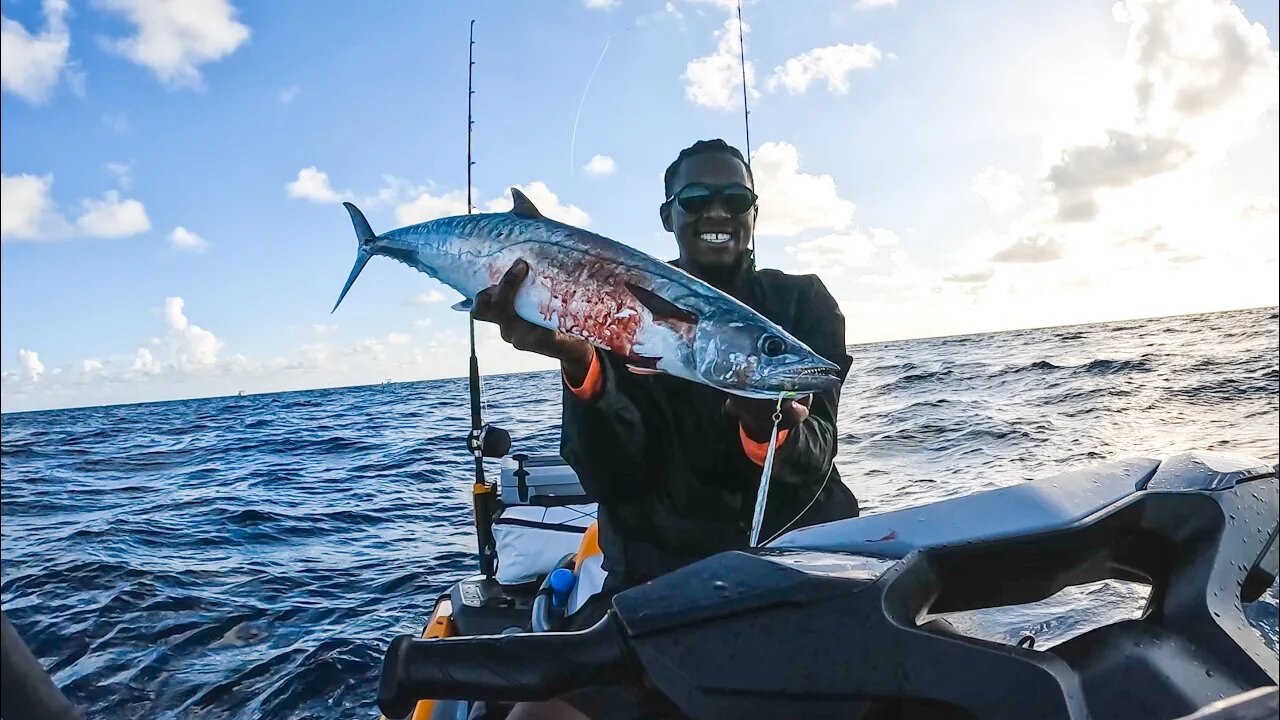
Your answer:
[332,188,841,399]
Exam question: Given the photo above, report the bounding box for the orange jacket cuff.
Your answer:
[565,349,603,401]
[740,425,790,466]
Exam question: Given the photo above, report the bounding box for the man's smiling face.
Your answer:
[662,151,758,273]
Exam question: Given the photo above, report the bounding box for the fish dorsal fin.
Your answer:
[624,282,698,327]
[509,188,544,220]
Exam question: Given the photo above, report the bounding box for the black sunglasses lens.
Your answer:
[721,189,756,215]
[676,187,714,214]
[673,185,755,215]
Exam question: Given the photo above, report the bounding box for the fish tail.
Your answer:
[332,203,377,313]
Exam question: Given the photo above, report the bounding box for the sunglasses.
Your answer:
[665,183,758,216]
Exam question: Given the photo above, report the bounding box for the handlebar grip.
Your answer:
[377,614,634,719]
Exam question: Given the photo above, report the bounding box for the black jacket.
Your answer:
[559,259,860,590]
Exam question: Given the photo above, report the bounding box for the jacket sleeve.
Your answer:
[746,276,853,483]
[559,349,654,504]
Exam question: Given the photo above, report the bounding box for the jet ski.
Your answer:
[376,447,1279,720]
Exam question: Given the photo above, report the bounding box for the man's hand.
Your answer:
[472,259,595,385]
[725,394,813,443]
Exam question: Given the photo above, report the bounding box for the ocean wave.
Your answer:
[1009,356,1157,376]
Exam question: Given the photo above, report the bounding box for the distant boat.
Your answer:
[237,390,246,397]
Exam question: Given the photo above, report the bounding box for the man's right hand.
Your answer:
[472,259,596,386]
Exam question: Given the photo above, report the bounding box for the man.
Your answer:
[474,139,859,719]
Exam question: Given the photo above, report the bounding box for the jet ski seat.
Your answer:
[774,451,1274,562]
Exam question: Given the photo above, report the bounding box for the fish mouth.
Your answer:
[791,365,840,378]
[768,363,842,389]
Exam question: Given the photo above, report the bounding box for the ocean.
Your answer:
[2,306,1277,719]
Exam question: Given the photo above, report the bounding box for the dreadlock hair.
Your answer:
[663,139,753,198]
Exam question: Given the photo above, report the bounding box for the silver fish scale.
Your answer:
[387,214,700,301]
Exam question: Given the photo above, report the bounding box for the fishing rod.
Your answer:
[733,0,787,549]
[737,0,757,267]
[462,20,507,578]
[737,0,751,168]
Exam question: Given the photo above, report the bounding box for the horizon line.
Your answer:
[3,303,1276,416]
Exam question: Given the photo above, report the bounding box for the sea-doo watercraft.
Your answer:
[376,446,1278,720]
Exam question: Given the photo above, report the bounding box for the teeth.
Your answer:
[700,232,732,244]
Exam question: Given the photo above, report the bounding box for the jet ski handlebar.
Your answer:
[377,614,634,719]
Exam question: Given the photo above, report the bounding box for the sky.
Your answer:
[2,0,1277,413]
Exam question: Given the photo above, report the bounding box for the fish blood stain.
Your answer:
[534,261,643,358]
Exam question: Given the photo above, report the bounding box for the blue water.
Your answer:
[2,307,1277,719]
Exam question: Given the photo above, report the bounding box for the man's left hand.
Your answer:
[725,395,813,443]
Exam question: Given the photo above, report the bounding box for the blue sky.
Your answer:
[2,0,1278,412]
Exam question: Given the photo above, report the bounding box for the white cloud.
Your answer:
[286,171,459,220]
[413,318,434,329]
[83,359,103,374]
[387,332,410,345]
[990,233,1066,263]
[1046,0,1278,223]
[1115,0,1278,139]
[1114,225,1163,248]
[169,226,209,252]
[278,84,300,104]
[1,173,67,240]
[582,154,617,176]
[876,0,1278,342]
[19,349,45,382]
[856,0,898,7]
[412,289,446,305]
[1047,131,1192,222]
[943,269,995,284]
[484,182,591,227]
[132,347,159,375]
[677,0,740,11]
[751,142,856,236]
[682,16,755,111]
[97,0,251,89]
[395,188,468,225]
[351,339,386,361]
[971,167,1023,214]
[105,161,135,189]
[302,173,588,229]
[583,0,617,8]
[1241,199,1279,219]
[76,191,151,238]
[164,297,189,330]
[3,174,152,241]
[0,0,70,104]
[160,296,222,367]
[312,323,338,334]
[103,113,131,133]
[65,63,85,96]
[767,43,882,95]
[785,229,893,277]
[286,166,347,204]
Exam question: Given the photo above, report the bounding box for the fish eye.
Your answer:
[760,334,787,357]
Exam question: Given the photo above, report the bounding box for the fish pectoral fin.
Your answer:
[625,354,666,376]
[509,188,544,220]
[626,365,666,376]
[451,298,474,313]
[623,282,698,327]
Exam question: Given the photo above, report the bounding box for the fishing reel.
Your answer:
[467,423,511,459]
